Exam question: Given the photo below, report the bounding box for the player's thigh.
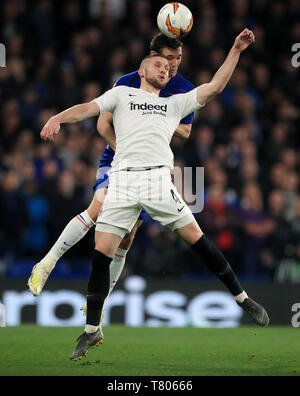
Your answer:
[97,171,142,235]
[86,189,107,222]
[175,219,203,246]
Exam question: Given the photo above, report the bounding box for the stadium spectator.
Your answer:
[197,181,242,271]
[290,196,300,240]
[260,189,294,276]
[0,169,28,262]
[240,183,276,276]
[22,180,50,258]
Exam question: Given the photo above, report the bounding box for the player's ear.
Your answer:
[150,50,156,55]
[138,68,145,78]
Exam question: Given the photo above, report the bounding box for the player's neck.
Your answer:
[140,80,161,96]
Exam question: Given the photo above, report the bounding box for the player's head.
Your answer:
[138,54,169,90]
[150,33,183,78]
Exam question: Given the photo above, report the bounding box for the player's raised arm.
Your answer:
[40,101,100,142]
[196,29,255,106]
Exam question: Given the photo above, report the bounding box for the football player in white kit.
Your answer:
[32,29,269,360]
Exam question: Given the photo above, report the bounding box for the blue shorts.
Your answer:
[93,163,147,222]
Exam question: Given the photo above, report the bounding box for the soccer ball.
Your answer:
[157,2,193,39]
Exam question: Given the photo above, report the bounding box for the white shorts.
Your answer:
[95,167,194,238]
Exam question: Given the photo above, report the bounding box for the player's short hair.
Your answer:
[139,53,168,69]
[150,33,183,54]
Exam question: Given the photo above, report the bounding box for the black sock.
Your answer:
[86,250,111,326]
[191,235,243,297]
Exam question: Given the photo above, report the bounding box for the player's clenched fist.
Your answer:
[233,28,255,52]
[40,116,61,141]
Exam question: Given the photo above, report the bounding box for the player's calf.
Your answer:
[85,250,111,328]
[191,235,244,296]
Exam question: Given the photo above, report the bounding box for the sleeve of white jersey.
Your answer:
[171,88,204,119]
[92,87,120,114]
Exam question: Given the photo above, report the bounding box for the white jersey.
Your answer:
[93,86,203,170]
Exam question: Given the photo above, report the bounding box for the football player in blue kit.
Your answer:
[28,34,195,318]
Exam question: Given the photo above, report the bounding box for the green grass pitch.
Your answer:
[0,325,299,376]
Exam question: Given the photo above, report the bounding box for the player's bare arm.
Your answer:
[196,28,255,106]
[41,101,100,142]
[174,123,192,139]
[97,112,116,151]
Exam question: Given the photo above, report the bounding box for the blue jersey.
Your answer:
[99,71,194,168]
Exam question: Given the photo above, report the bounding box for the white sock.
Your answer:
[234,291,248,304]
[108,248,128,294]
[48,211,95,261]
[84,324,99,334]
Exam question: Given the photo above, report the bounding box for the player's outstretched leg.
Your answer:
[27,210,95,296]
[191,235,269,326]
[190,235,269,327]
[176,221,269,327]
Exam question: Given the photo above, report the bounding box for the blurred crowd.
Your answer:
[0,0,300,281]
